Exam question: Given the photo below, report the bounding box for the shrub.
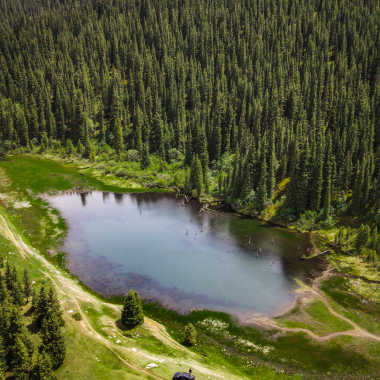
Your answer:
[72,312,82,321]
[126,149,140,162]
[184,323,197,346]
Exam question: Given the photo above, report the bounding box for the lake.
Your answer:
[47,191,322,320]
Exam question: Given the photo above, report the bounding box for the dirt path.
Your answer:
[247,281,380,343]
[0,214,27,258]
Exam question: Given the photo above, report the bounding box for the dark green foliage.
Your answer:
[40,316,66,370]
[141,143,151,170]
[0,263,65,377]
[71,312,82,321]
[0,0,379,221]
[256,157,267,212]
[65,139,74,156]
[184,323,197,346]
[120,290,144,330]
[23,270,31,303]
[322,173,331,221]
[114,119,124,157]
[34,286,64,328]
[190,156,204,196]
[32,350,56,380]
[0,333,5,380]
[355,224,371,253]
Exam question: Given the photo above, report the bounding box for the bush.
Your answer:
[277,206,295,221]
[295,210,318,231]
[168,148,183,163]
[184,323,197,346]
[126,149,140,162]
[72,312,82,321]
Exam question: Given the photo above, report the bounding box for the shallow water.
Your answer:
[47,191,321,319]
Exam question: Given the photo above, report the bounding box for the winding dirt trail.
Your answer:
[247,281,380,343]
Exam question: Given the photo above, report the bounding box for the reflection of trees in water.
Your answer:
[79,191,91,206]
[223,218,323,281]
[132,192,162,209]
[102,192,110,203]
[114,193,123,204]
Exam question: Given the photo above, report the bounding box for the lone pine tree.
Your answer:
[120,290,144,329]
[184,323,197,346]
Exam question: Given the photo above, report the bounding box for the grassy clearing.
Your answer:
[320,275,380,337]
[0,154,164,194]
[275,298,352,336]
[21,149,185,193]
[329,253,380,282]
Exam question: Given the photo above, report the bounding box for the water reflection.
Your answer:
[47,191,324,319]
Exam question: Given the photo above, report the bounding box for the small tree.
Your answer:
[114,118,124,157]
[141,143,150,169]
[77,140,84,155]
[23,269,31,303]
[184,323,196,346]
[355,224,370,253]
[120,291,144,329]
[83,134,92,159]
[65,139,74,156]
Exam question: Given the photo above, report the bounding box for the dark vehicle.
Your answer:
[172,372,195,380]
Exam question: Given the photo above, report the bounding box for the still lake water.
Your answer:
[47,191,320,319]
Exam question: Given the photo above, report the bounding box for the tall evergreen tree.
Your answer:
[114,119,124,157]
[120,291,144,329]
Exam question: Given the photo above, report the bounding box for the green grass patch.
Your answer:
[275,298,352,336]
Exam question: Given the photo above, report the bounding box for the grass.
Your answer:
[275,299,352,336]
[320,275,380,336]
[0,154,163,194]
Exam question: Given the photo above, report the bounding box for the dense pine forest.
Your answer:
[1,0,380,222]
[0,255,65,379]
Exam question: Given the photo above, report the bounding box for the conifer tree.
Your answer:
[267,129,276,199]
[120,291,144,329]
[355,224,370,252]
[191,156,204,196]
[40,316,66,370]
[11,335,32,378]
[23,270,31,303]
[310,135,324,211]
[114,119,124,158]
[184,323,196,346]
[97,103,105,145]
[256,156,267,212]
[46,287,64,327]
[0,333,5,380]
[34,286,48,327]
[322,170,331,221]
[33,350,56,380]
[76,140,84,155]
[141,143,150,170]
[83,125,92,159]
[65,139,74,156]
